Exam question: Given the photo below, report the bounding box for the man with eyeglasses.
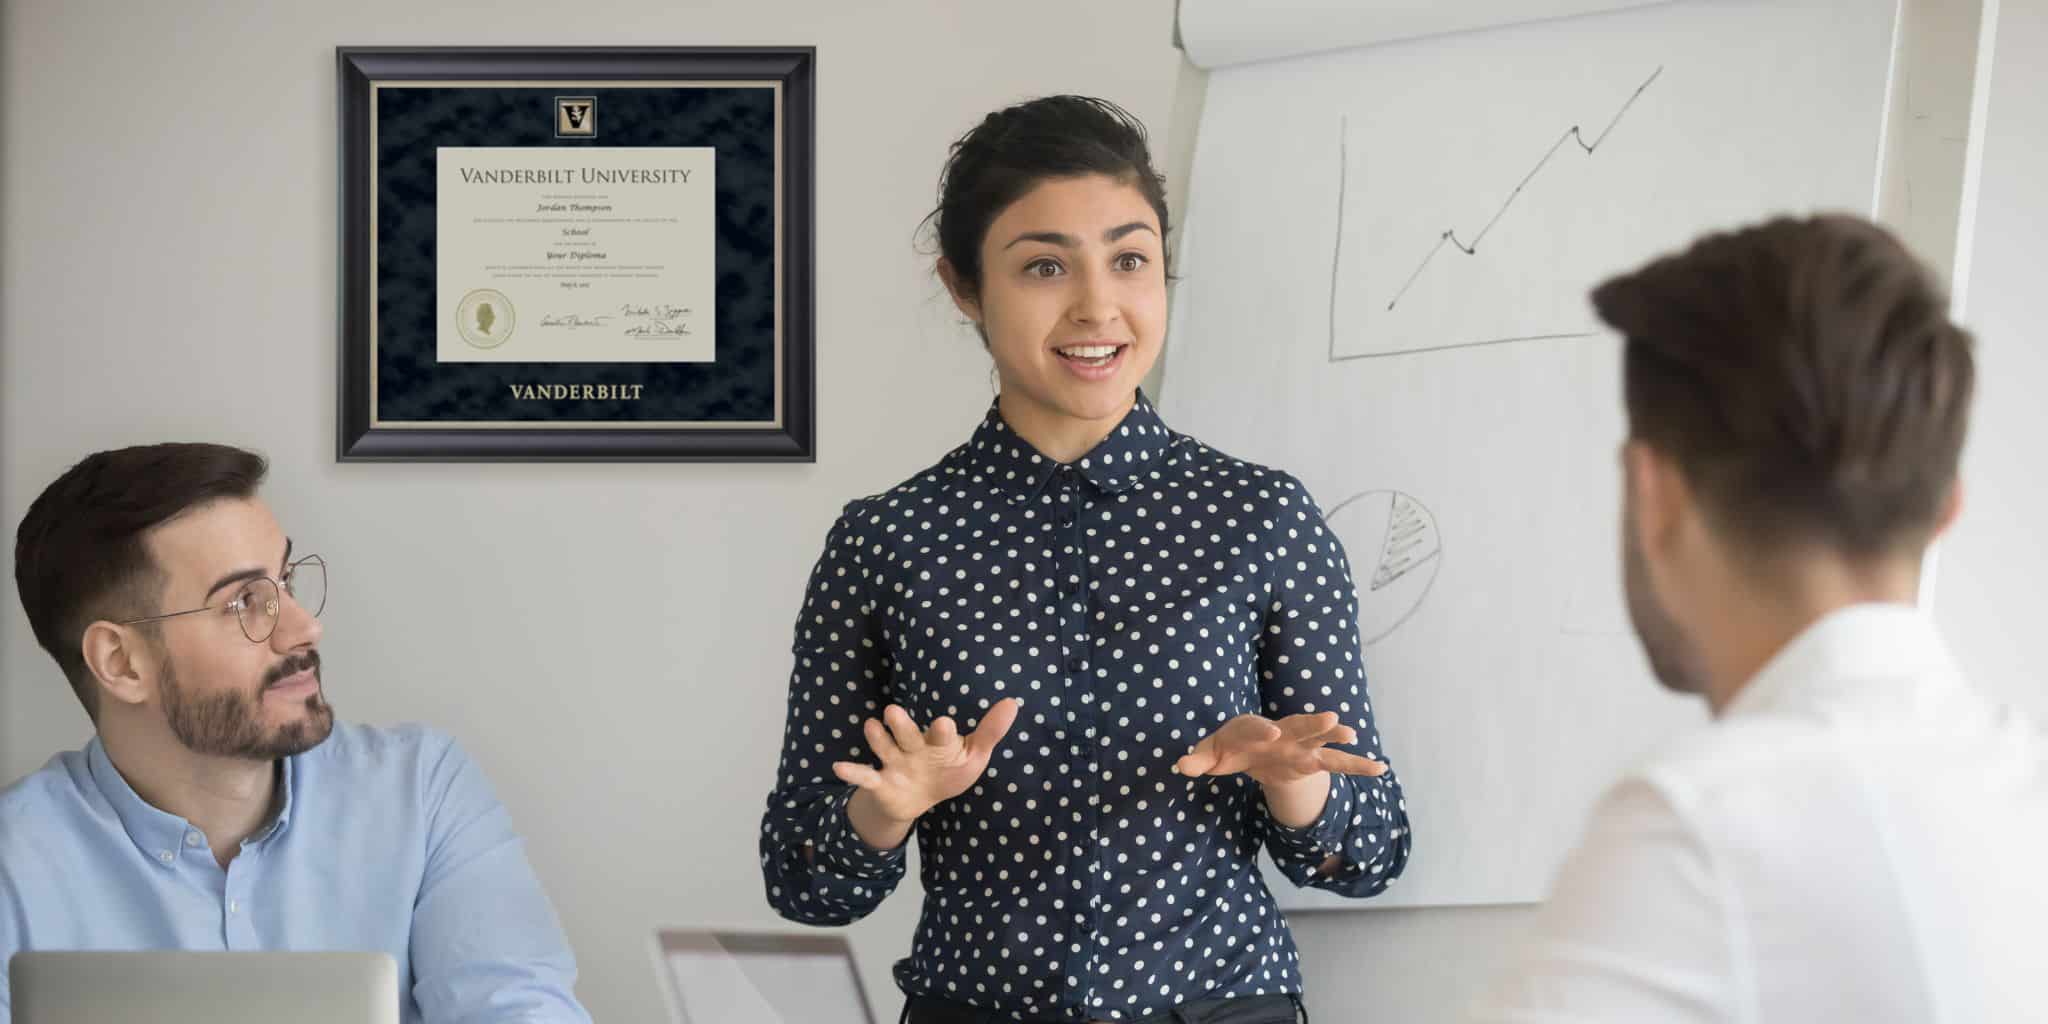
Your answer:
[0,443,591,1023]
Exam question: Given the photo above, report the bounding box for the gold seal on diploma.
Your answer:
[456,289,515,349]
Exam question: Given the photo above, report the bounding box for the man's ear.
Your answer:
[1933,477,1964,538]
[81,620,156,712]
[937,258,981,325]
[1623,439,1691,559]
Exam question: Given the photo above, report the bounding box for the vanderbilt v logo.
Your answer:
[555,96,596,138]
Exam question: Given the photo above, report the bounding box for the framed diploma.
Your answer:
[337,47,815,461]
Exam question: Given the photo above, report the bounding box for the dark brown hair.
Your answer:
[924,94,1171,299]
[14,443,269,718]
[1595,214,1974,560]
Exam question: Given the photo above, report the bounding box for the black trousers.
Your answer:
[900,993,1305,1024]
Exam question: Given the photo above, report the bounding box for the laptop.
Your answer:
[654,930,878,1024]
[10,950,398,1024]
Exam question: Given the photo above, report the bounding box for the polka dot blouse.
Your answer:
[761,392,1411,1020]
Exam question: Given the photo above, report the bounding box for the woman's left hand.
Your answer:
[1173,711,1386,788]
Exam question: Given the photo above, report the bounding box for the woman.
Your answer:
[761,95,1410,1024]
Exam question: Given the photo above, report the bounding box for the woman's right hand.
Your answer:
[833,699,1022,828]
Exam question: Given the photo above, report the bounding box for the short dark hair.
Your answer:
[924,94,1171,299]
[1594,214,1974,560]
[14,443,269,718]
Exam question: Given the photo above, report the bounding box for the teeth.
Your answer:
[1059,345,1120,358]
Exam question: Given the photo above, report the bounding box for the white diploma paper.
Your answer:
[435,146,715,363]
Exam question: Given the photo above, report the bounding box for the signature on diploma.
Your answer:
[619,303,692,320]
[538,314,613,328]
[624,321,692,337]
[619,302,693,338]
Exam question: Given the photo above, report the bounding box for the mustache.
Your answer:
[262,650,322,688]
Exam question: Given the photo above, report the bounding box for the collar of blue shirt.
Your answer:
[959,388,1183,505]
[86,735,297,865]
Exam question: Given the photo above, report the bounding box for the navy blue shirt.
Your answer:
[761,393,1410,1020]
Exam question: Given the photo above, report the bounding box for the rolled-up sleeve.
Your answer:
[759,501,907,926]
[1254,475,1412,898]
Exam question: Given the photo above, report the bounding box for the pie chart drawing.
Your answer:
[1325,489,1444,645]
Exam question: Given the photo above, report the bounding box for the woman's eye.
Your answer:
[1115,252,1149,273]
[1026,259,1063,279]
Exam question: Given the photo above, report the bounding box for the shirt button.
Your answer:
[185,832,204,847]
[158,850,174,863]
[1066,655,1086,672]
[229,900,240,914]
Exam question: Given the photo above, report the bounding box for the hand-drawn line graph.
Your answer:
[1327,66,1665,363]
[1326,489,1444,645]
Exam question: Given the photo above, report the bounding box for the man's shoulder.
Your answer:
[1623,714,1830,821]
[1609,705,1952,886]
[0,749,100,871]
[296,721,467,789]
[0,748,91,810]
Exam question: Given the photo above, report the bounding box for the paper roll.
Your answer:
[1176,0,1677,69]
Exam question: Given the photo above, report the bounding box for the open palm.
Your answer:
[1174,711,1385,787]
[833,699,1022,822]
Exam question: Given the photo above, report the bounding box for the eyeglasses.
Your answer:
[119,555,327,644]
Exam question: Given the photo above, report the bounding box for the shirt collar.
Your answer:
[256,753,298,844]
[1724,601,1957,719]
[86,737,301,864]
[961,389,1180,504]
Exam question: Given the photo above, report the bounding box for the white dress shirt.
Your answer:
[1470,602,2048,1022]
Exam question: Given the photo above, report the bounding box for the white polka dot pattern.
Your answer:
[760,393,1411,1020]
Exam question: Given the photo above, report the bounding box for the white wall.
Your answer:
[0,3,1180,1021]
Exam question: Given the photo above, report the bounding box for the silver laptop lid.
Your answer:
[10,951,399,1024]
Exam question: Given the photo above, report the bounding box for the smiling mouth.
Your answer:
[1054,342,1128,368]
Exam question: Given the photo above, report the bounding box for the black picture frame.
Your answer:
[337,46,815,461]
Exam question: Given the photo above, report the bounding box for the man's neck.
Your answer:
[99,722,279,867]
[1698,556,1922,714]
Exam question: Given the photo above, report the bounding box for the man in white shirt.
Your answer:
[1470,214,2048,1022]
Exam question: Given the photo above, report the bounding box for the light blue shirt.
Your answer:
[0,722,591,1024]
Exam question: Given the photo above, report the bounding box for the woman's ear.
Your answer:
[937,258,981,325]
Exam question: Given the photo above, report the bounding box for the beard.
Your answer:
[159,649,335,760]
[1622,508,1709,696]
